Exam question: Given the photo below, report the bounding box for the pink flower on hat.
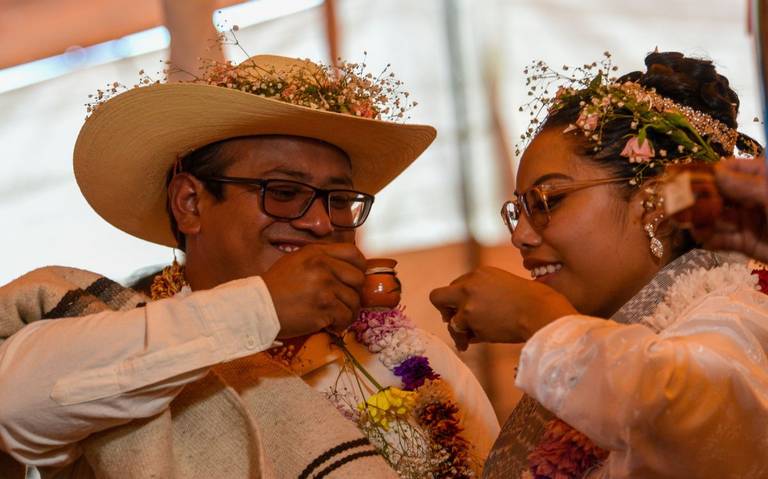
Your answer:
[350,100,377,119]
[620,136,655,163]
[575,110,599,132]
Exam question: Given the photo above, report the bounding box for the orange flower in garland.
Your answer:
[526,418,608,479]
[415,401,474,479]
[149,260,188,301]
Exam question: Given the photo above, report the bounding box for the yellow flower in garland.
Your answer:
[358,387,416,430]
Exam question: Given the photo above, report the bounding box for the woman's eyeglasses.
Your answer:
[198,176,375,228]
[500,177,632,233]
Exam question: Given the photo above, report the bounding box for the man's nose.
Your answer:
[290,195,334,236]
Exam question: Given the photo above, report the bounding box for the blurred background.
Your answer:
[0,0,763,420]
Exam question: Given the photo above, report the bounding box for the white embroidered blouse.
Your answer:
[516,262,768,478]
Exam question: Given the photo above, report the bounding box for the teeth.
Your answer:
[276,244,301,253]
[530,263,562,279]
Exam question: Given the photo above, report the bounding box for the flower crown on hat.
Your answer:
[87,31,416,123]
[517,52,762,185]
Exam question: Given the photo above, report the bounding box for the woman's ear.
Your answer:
[168,173,204,237]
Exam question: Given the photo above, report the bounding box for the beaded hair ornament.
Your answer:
[517,52,762,185]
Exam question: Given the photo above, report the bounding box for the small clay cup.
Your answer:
[361,258,402,308]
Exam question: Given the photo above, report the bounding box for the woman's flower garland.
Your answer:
[522,418,608,479]
[643,262,761,332]
[332,307,476,478]
[523,262,768,479]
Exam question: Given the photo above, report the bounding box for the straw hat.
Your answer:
[74,55,436,247]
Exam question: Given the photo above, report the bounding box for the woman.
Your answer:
[431,51,768,478]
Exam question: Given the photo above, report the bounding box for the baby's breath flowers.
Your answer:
[86,29,416,123]
[515,51,619,156]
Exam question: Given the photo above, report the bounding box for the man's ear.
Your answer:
[168,173,204,237]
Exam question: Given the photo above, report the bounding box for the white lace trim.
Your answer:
[642,262,759,332]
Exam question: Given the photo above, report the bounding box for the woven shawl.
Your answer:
[482,249,727,478]
[0,266,397,479]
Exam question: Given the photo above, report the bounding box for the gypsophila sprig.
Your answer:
[516,51,619,156]
[516,52,754,186]
[86,28,416,123]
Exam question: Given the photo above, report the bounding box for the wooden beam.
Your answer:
[0,0,242,69]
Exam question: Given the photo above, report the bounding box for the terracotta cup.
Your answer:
[361,258,402,308]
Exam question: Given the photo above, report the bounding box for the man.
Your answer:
[0,55,498,478]
[695,156,768,263]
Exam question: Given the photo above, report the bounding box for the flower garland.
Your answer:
[149,264,476,477]
[523,418,608,479]
[331,306,477,478]
[149,259,189,300]
[642,262,761,332]
[523,262,768,479]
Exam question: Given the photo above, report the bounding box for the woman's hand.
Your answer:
[429,266,578,351]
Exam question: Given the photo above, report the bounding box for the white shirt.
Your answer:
[0,275,499,472]
[516,276,768,478]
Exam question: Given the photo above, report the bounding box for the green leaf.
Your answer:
[588,72,604,91]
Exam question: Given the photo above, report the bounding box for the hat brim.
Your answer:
[74,83,436,247]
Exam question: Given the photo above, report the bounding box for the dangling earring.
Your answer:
[642,186,665,259]
[644,215,664,259]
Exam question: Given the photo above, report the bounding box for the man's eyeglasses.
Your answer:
[500,176,632,233]
[198,176,375,228]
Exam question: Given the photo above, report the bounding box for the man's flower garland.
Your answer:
[150,264,476,478]
[329,307,477,478]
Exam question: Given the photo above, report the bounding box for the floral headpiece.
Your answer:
[518,52,762,185]
[87,32,415,122]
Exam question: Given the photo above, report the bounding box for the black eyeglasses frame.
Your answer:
[197,175,375,229]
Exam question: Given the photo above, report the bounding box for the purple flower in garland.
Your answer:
[393,355,440,391]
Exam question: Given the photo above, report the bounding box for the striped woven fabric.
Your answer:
[0,266,397,478]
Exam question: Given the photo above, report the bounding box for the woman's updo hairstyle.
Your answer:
[542,51,740,187]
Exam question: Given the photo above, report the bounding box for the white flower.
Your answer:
[642,263,758,331]
[378,329,425,369]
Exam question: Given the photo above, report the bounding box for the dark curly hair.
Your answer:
[542,51,740,192]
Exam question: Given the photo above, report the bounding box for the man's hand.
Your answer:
[429,266,577,351]
[695,158,768,262]
[261,244,366,339]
